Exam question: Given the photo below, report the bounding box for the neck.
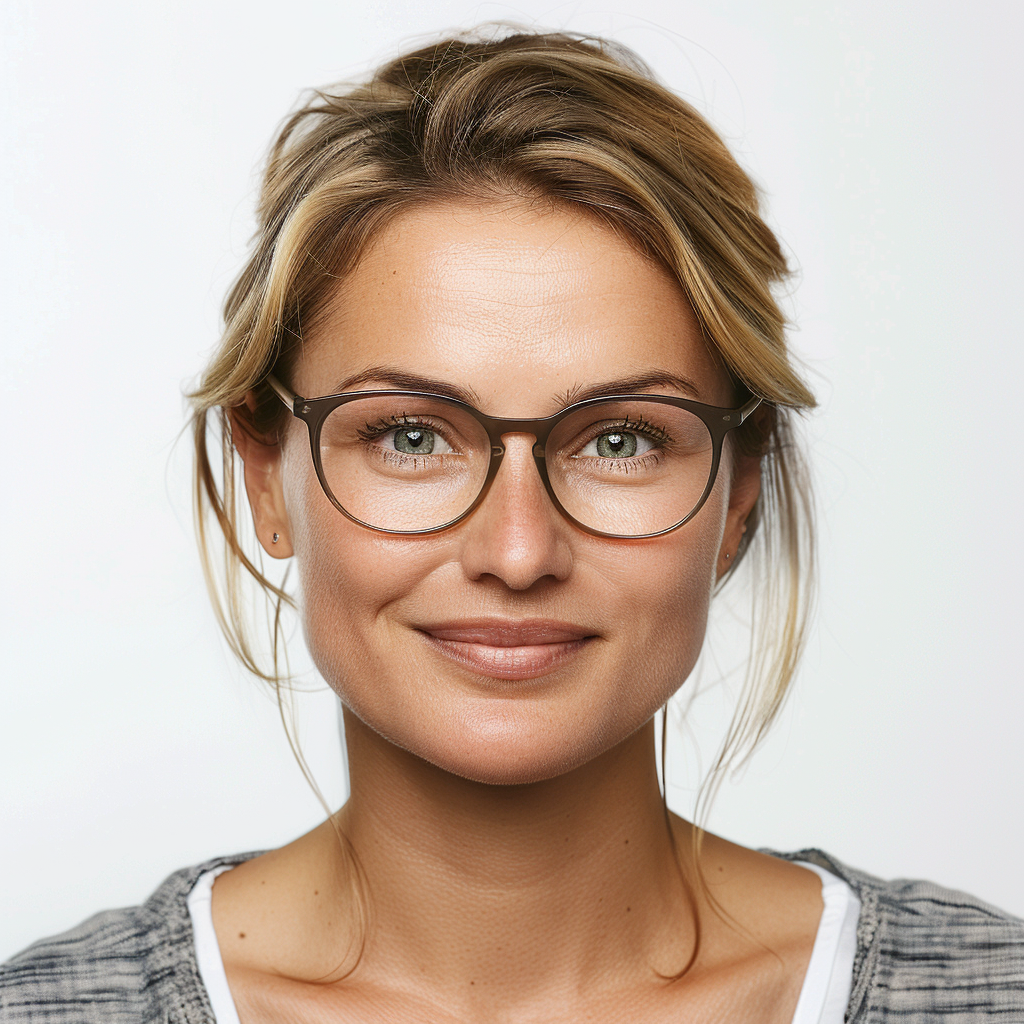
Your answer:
[320,708,698,1007]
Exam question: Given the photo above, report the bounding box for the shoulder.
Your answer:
[0,852,261,1024]
[767,848,1024,1022]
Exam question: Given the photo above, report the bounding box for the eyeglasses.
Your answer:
[266,375,762,539]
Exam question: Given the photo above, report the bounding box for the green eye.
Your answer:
[595,432,637,458]
[394,428,435,454]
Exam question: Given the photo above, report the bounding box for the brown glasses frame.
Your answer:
[266,375,762,539]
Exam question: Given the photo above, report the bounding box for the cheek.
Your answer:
[590,495,723,703]
[285,465,441,694]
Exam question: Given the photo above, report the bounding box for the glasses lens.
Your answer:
[317,394,491,531]
[546,399,715,536]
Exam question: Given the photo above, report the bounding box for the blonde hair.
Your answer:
[190,26,816,976]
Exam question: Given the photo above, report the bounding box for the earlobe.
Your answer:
[228,404,294,559]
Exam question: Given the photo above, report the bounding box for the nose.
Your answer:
[456,433,573,590]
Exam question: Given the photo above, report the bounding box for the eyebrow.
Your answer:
[328,367,483,406]
[558,372,702,406]
[325,366,702,411]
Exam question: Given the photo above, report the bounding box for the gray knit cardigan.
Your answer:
[2,848,1022,1022]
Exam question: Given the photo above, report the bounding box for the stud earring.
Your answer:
[272,533,280,544]
[724,552,731,561]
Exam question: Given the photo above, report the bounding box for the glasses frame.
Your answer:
[265,375,762,539]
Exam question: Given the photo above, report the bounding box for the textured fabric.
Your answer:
[2,848,1022,1022]
[0,852,255,1024]
[777,850,1024,1022]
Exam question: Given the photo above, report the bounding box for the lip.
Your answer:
[416,618,597,680]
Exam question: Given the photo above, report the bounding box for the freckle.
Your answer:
[238,932,246,939]
[314,890,319,896]
[470,981,475,986]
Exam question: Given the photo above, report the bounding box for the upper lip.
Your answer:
[417,618,595,646]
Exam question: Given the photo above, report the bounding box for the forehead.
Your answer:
[295,200,732,413]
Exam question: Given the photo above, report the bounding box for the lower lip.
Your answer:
[418,633,594,680]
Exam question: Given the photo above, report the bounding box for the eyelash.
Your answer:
[357,414,448,443]
[572,417,672,451]
[602,417,669,444]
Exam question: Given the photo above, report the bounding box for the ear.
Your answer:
[228,397,294,559]
[716,451,761,580]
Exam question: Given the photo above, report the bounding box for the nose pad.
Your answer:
[488,439,546,458]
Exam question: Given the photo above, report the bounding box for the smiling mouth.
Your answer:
[416,619,597,681]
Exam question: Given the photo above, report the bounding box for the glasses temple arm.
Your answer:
[736,394,763,423]
[265,374,299,413]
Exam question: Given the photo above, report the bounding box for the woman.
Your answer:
[2,28,1021,1023]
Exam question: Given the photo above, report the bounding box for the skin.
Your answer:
[223,199,824,1023]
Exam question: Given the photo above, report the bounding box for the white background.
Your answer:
[2,0,1022,961]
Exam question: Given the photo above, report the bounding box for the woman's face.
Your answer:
[243,199,759,786]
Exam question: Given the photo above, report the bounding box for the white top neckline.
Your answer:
[186,859,860,1024]
[791,861,861,1023]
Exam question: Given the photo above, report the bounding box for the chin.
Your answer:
[424,748,595,787]
[428,747,586,787]
[394,701,633,787]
